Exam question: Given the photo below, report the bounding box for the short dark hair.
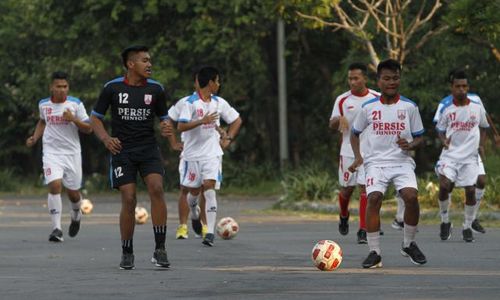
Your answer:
[348,63,367,75]
[376,59,401,77]
[448,69,468,84]
[197,66,220,88]
[52,71,68,81]
[121,45,149,69]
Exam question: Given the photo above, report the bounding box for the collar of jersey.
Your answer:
[50,96,67,103]
[379,94,400,104]
[453,97,470,106]
[351,89,369,97]
[123,75,147,87]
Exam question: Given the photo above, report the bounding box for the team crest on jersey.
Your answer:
[144,94,152,105]
[397,110,406,120]
[196,108,204,117]
[470,113,477,121]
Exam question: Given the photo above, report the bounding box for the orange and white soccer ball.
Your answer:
[80,199,93,214]
[216,217,239,239]
[135,206,149,225]
[311,240,343,271]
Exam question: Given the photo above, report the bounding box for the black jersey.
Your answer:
[92,76,168,150]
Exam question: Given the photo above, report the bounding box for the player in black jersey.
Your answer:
[90,45,171,270]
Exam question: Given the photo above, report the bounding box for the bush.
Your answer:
[280,165,339,203]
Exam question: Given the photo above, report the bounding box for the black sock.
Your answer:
[122,239,133,254]
[153,225,167,250]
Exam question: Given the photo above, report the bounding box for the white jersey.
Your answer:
[178,93,239,161]
[433,93,483,123]
[39,96,90,155]
[330,89,380,157]
[352,95,424,167]
[436,98,489,163]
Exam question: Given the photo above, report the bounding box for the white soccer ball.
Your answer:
[216,217,239,240]
[81,199,93,215]
[135,206,149,225]
[311,240,343,271]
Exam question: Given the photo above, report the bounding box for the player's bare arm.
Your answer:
[396,135,423,151]
[177,112,218,132]
[62,109,92,134]
[348,131,363,172]
[329,116,349,133]
[221,117,242,150]
[479,127,487,161]
[26,119,46,147]
[162,119,183,151]
[90,115,122,155]
[438,131,451,149]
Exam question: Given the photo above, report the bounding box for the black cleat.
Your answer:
[151,248,170,268]
[119,253,135,270]
[49,228,64,242]
[439,222,452,241]
[391,219,404,230]
[362,251,382,268]
[462,228,474,243]
[338,213,349,236]
[68,219,80,237]
[192,218,203,237]
[471,219,486,234]
[202,233,215,247]
[357,229,367,244]
[401,242,427,265]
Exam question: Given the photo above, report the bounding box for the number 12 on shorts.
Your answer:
[114,166,124,178]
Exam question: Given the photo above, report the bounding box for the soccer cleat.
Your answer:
[357,229,367,244]
[202,233,215,247]
[49,228,64,242]
[338,213,349,236]
[401,242,427,265]
[439,222,452,241]
[362,251,382,268]
[462,228,474,243]
[176,224,188,239]
[151,248,170,268]
[391,219,404,230]
[471,219,486,234]
[68,219,80,238]
[201,224,208,239]
[192,218,203,237]
[119,253,135,270]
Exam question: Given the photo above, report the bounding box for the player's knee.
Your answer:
[148,182,164,197]
[340,187,354,199]
[367,193,383,208]
[476,175,486,189]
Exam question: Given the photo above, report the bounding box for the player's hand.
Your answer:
[396,136,412,150]
[172,142,183,152]
[160,120,173,137]
[442,137,451,149]
[200,112,218,125]
[220,138,231,150]
[348,156,363,173]
[62,109,75,122]
[26,136,36,147]
[494,135,500,149]
[216,125,228,139]
[104,136,122,155]
[338,116,349,133]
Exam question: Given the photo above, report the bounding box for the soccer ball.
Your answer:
[135,206,149,225]
[80,199,93,214]
[311,240,343,271]
[216,217,239,239]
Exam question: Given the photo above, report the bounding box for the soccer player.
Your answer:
[163,72,208,240]
[90,45,170,270]
[350,59,426,268]
[434,70,489,243]
[433,72,492,235]
[177,66,242,247]
[26,71,92,242]
[329,63,380,244]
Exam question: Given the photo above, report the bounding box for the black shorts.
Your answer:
[109,144,164,188]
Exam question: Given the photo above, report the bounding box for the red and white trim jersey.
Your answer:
[436,98,489,163]
[352,94,424,167]
[39,96,90,155]
[330,89,380,157]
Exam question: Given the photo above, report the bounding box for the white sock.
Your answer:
[403,224,418,247]
[203,189,217,234]
[367,232,381,255]
[396,194,405,222]
[474,188,484,217]
[48,193,62,230]
[70,198,82,221]
[464,204,475,229]
[187,193,200,219]
[439,196,451,223]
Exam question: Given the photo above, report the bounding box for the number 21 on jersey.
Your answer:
[372,110,381,121]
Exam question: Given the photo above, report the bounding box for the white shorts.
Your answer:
[478,155,486,176]
[338,155,365,187]
[435,160,479,187]
[42,153,82,190]
[365,164,418,195]
[180,157,222,189]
